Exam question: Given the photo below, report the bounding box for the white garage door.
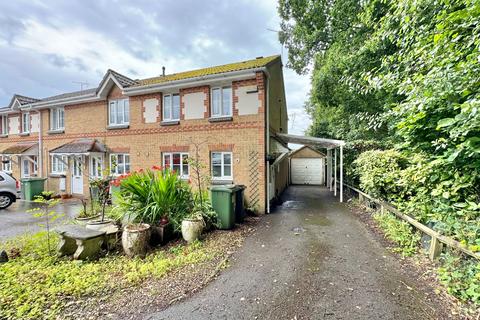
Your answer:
[291,158,324,185]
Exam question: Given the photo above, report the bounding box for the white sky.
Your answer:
[0,0,311,135]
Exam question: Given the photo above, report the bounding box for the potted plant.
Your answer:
[86,176,116,231]
[75,199,100,224]
[122,222,151,258]
[181,212,205,243]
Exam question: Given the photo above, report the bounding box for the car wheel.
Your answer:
[0,193,13,209]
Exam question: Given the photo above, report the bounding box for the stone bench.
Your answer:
[56,225,106,260]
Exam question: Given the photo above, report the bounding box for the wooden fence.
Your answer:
[341,183,480,261]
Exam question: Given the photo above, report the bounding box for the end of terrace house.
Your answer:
[0,55,290,213]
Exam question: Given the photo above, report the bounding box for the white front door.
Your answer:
[22,158,30,178]
[71,156,83,194]
[291,158,324,185]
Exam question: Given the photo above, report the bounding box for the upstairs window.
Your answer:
[211,152,232,180]
[51,155,68,174]
[50,107,65,131]
[21,112,30,133]
[163,152,189,178]
[108,99,129,126]
[110,153,130,175]
[0,116,7,135]
[211,86,232,117]
[163,94,180,121]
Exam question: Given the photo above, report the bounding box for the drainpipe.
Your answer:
[264,70,271,214]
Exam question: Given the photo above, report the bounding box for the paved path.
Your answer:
[148,186,445,320]
[0,200,80,241]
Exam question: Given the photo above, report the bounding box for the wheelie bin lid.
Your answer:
[210,185,235,193]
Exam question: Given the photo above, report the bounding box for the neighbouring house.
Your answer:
[0,55,289,213]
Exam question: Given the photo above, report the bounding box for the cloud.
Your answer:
[0,0,311,134]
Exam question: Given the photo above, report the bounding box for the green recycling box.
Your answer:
[21,178,47,201]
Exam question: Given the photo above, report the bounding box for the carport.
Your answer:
[276,133,346,202]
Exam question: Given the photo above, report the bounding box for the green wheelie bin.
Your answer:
[210,186,236,230]
[21,178,47,201]
[226,185,246,223]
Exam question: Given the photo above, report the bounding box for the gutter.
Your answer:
[123,68,267,96]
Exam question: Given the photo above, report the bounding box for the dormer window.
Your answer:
[211,86,232,118]
[21,112,30,133]
[108,99,129,126]
[163,94,180,121]
[50,107,65,131]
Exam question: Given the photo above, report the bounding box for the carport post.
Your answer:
[326,149,332,190]
[340,145,343,203]
[334,148,337,197]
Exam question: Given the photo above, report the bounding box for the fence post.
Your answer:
[380,204,384,214]
[429,236,443,261]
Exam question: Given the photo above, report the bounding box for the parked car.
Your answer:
[0,171,20,209]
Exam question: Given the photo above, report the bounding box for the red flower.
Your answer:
[152,165,162,171]
[138,168,144,173]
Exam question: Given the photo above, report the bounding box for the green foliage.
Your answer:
[438,253,480,304]
[0,231,216,320]
[372,211,420,257]
[117,168,194,231]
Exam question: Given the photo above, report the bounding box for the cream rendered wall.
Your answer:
[183,92,205,120]
[9,116,19,135]
[30,113,40,133]
[237,85,260,115]
[143,98,159,123]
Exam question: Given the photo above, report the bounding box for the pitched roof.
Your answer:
[136,55,280,86]
[108,69,138,87]
[50,139,107,154]
[39,88,97,103]
[2,142,38,155]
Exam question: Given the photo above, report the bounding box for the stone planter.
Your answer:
[181,218,204,243]
[122,223,151,258]
[75,214,101,225]
[85,219,115,231]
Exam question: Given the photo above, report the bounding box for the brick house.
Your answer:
[0,55,289,213]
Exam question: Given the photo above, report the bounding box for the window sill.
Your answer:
[107,124,129,130]
[160,120,180,126]
[208,116,233,123]
[49,173,66,178]
[0,134,8,138]
[18,132,30,136]
[211,179,233,185]
[48,129,65,135]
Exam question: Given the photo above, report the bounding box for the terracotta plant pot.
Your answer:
[181,218,204,243]
[122,223,151,257]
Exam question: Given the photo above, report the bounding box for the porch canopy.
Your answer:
[276,133,346,202]
[50,139,107,156]
[1,142,38,156]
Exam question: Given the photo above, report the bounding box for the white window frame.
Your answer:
[21,112,30,133]
[110,153,130,176]
[211,152,233,180]
[90,154,104,178]
[211,86,232,118]
[2,156,12,173]
[162,152,189,178]
[0,115,8,135]
[162,93,180,121]
[108,99,130,126]
[50,107,65,131]
[51,155,68,174]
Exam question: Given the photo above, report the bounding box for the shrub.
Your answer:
[117,167,194,231]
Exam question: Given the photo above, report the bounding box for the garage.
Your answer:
[290,146,325,185]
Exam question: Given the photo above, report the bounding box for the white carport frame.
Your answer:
[277,133,346,202]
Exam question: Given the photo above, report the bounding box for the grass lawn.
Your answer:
[0,230,228,320]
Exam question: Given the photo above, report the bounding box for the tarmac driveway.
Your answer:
[148,186,448,320]
[0,199,80,241]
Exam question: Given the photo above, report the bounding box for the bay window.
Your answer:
[162,152,189,177]
[108,99,129,126]
[51,155,68,174]
[211,86,232,117]
[211,152,232,180]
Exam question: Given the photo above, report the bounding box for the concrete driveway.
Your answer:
[147,186,449,320]
[0,199,80,241]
